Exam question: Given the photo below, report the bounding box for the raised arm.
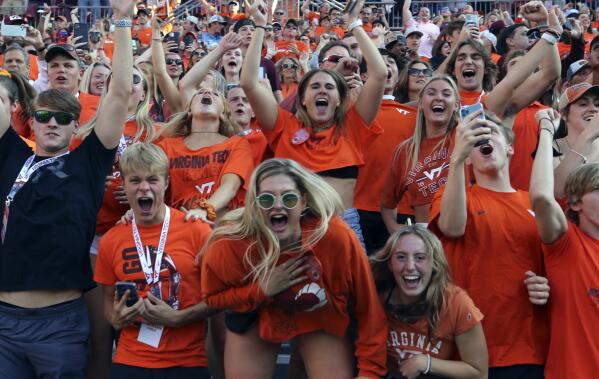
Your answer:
[485,32,559,120]
[437,111,493,237]
[151,13,183,113]
[94,0,135,149]
[350,0,386,124]
[300,0,311,19]
[530,108,567,243]
[402,0,413,28]
[179,32,242,106]
[240,0,279,131]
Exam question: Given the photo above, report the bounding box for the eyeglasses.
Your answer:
[192,50,207,57]
[323,54,343,63]
[275,11,284,15]
[282,63,298,69]
[408,68,433,77]
[165,58,183,65]
[33,110,76,125]
[256,192,301,210]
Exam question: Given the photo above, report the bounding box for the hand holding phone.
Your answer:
[460,103,489,147]
[116,281,139,307]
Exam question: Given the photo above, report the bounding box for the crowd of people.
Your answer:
[0,0,598,379]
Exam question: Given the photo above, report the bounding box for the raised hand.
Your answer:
[219,32,243,53]
[110,0,136,19]
[520,1,548,23]
[247,0,268,26]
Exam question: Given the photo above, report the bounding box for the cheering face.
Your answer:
[256,174,307,248]
[388,234,433,305]
[124,169,168,226]
[508,26,531,51]
[48,56,81,94]
[407,62,432,94]
[31,107,77,156]
[222,48,243,74]
[302,72,341,127]
[227,86,254,128]
[383,55,399,92]
[165,53,183,78]
[89,64,110,96]
[564,93,599,134]
[419,79,457,127]
[191,87,224,119]
[467,124,513,174]
[454,44,485,92]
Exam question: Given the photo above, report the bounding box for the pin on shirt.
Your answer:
[291,128,310,145]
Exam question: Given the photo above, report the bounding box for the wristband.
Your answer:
[198,198,217,221]
[541,31,558,45]
[540,127,554,136]
[113,19,133,28]
[423,354,431,375]
[347,19,363,32]
[255,25,267,31]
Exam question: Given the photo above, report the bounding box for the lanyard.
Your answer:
[2,153,69,243]
[131,206,170,287]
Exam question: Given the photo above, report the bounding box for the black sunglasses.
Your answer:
[165,58,183,65]
[408,68,433,77]
[256,192,301,210]
[282,63,298,69]
[192,50,207,57]
[34,110,76,125]
[275,11,285,15]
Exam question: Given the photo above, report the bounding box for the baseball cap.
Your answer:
[285,19,299,28]
[559,82,599,111]
[233,18,255,33]
[186,15,199,25]
[209,15,226,24]
[45,44,79,63]
[480,30,497,49]
[229,1,239,5]
[404,26,423,38]
[137,8,149,17]
[496,23,525,55]
[272,22,282,30]
[489,20,506,36]
[385,32,406,49]
[566,60,590,81]
[564,9,580,18]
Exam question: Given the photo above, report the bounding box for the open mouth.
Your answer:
[270,214,288,231]
[462,69,476,78]
[138,197,153,213]
[200,96,213,105]
[479,144,493,155]
[402,274,421,290]
[386,70,392,79]
[431,105,445,114]
[227,61,238,67]
[315,98,329,112]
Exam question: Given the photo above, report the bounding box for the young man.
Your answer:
[530,108,599,379]
[429,112,550,379]
[0,0,135,376]
[94,142,215,378]
[202,15,226,49]
[402,0,439,58]
[273,19,309,62]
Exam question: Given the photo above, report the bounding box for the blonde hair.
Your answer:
[394,75,460,176]
[120,142,169,180]
[79,62,111,95]
[201,158,344,284]
[565,163,599,224]
[160,87,239,138]
[77,65,157,142]
[276,56,301,84]
[371,225,451,337]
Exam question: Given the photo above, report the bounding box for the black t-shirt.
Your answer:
[0,129,116,291]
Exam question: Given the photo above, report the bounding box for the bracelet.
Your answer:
[347,19,363,32]
[538,117,555,128]
[541,32,557,45]
[198,198,217,221]
[113,19,133,28]
[255,25,267,31]
[569,148,588,164]
[423,354,431,375]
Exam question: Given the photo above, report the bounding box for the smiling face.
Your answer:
[165,53,183,78]
[227,86,254,128]
[257,174,306,248]
[280,57,299,80]
[454,43,485,92]
[564,92,599,134]
[48,55,81,94]
[388,234,433,305]
[89,64,110,96]
[419,79,458,128]
[580,13,591,29]
[124,168,168,226]
[408,62,431,93]
[301,71,341,128]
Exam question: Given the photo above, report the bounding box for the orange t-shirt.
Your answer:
[459,90,486,106]
[557,42,570,59]
[428,185,549,367]
[239,120,272,166]
[95,120,155,234]
[542,222,599,379]
[281,82,298,100]
[262,106,382,174]
[362,23,373,33]
[201,216,388,379]
[79,91,101,126]
[385,285,483,377]
[355,99,417,213]
[584,32,596,54]
[274,40,309,62]
[306,11,321,24]
[509,101,546,191]
[381,132,454,209]
[157,135,254,211]
[133,26,153,48]
[314,26,344,39]
[103,37,115,60]
[490,53,501,64]
[94,208,212,368]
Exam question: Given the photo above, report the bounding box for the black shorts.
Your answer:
[224,310,259,334]
[489,364,544,379]
[110,364,211,379]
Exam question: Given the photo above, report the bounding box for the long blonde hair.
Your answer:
[79,62,111,95]
[394,75,460,176]
[371,225,451,337]
[77,65,156,142]
[201,158,344,284]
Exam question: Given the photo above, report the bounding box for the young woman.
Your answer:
[201,158,387,379]
[372,226,488,379]
[0,70,37,141]
[275,56,302,99]
[80,62,111,96]
[220,46,243,85]
[395,60,433,104]
[381,75,459,230]
[428,37,451,70]
[241,0,387,245]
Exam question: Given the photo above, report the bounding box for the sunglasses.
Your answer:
[275,11,284,15]
[165,58,183,65]
[282,63,298,69]
[132,74,142,84]
[408,68,433,77]
[193,50,207,57]
[324,54,343,63]
[33,110,76,125]
[256,192,301,210]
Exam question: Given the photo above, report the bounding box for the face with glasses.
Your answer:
[32,108,78,155]
[280,58,299,80]
[407,63,433,92]
[256,174,306,246]
[165,53,183,77]
[192,49,207,65]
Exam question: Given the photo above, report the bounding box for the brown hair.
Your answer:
[445,38,497,92]
[0,70,36,125]
[565,163,599,224]
[33,89,81,120]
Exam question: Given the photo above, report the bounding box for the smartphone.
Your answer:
[258,66,265,79]
[460,103,488,147]
[1,23,26,37]
[131,38,138,52]
[74,23,89,50]
[465,14,478,26]
[165,31,180,53]
[183,33,194,48]
[116,281,139,307]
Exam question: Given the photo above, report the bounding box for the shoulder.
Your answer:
[100,223,131,247]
